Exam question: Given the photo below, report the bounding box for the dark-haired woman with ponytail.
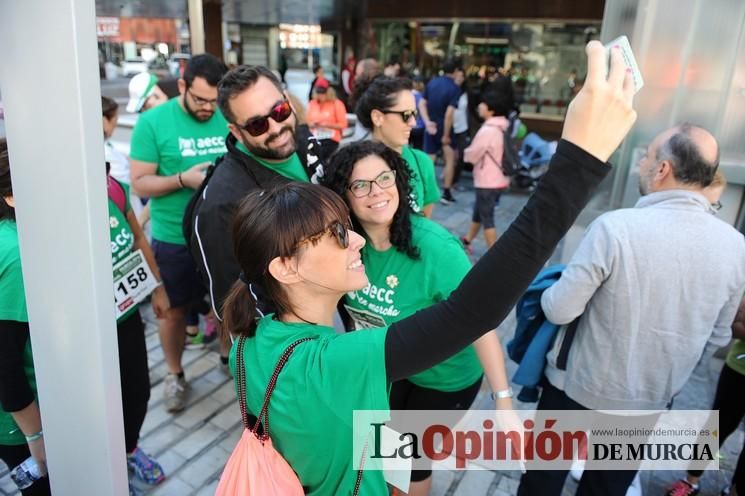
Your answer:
[220,41,636,496]
[322,140,513,495]
[353,76,441,218]
[0,138,52,495]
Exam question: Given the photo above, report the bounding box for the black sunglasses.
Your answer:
[381,109,418,123]
[296,219,351,250]
[238,100,293,137]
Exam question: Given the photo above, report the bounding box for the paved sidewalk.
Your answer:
[0,176,741,495]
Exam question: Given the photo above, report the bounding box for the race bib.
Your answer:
[113,249,158,319]
[314,128,334,140]
[344,304,387,330]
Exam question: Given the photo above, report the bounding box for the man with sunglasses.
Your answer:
[186,64,322,332]
[129,54,228,413]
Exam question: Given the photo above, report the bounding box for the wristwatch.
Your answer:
[491,387,514,401]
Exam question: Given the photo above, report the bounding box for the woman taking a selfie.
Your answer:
[222,42,636,495]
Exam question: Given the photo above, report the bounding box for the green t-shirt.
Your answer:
[229,316,389,496]
[344,215,483,392]
[726,339,745,376]
[401,145,441,212]
[0,220,27,322]
[108,180,138,322]
[0,220,38,446]
[130,98,228,245]
[235,141,308,182]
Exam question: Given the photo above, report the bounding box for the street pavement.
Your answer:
[0,171,741,495]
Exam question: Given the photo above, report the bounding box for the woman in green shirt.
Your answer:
[353,76,441,217]
[322,140,512,495]
[0,138,51,495]
[219,42,635,494]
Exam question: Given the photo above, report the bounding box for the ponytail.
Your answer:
[221,279,259,338]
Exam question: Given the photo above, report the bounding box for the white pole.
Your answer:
[0,1,127,494]
[189,0,207,54]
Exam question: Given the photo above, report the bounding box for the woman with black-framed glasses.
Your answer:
[353,76,441,218]
[322,140,515,496]
[217,41,637,496]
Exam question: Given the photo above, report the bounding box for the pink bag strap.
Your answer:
[107,176,127,215]
[235,335,315,441]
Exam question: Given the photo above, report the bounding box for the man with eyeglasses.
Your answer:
[129,54,228,413]
[518,124,745,496]
[185,64,321,335]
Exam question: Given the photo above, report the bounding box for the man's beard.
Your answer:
[240,125,297,160]
[184,97,214,122]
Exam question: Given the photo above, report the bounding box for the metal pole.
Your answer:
[0,1,127,494]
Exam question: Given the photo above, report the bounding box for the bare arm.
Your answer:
[11,400,46,474]
[473,331,513,410]
[419,98,437,135]
[130,159,209,198]
[126,209,169,318]
[442,106,455,145]
[422,203,434,218]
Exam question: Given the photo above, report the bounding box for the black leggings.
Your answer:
[389,377,483,482]
[688,363,745,489]
[0,443,51,495]
[117,311,151,453]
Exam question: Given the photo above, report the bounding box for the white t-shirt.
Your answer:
[453,92,469,134]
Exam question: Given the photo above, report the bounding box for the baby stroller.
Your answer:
[511,132,556,191]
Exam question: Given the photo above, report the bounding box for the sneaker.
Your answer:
[163,373,188,412]
[665,479,699,496]
[460,237,473,255]
[440,192,456,205]
[127,447,165,485]
[185,330,206,349]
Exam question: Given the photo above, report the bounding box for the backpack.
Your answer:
[215,336,311,496]
[107,176,127,215]
[500,114,522,177]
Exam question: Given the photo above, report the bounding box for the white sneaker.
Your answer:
[163,373,188,412]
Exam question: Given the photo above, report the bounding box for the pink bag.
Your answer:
[215,337,312,496]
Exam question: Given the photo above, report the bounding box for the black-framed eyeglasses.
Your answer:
[381,109,418,123]
[238,100,293,137]
[711,201,723,212]
[347,170,397,198]
[186,88,218,107]
[296,219,352,250]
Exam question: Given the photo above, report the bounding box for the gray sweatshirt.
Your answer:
[542,190,745,410]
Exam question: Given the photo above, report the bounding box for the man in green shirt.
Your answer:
[130,54,228,412]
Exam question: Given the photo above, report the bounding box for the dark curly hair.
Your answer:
[0,138,14,221]
[322,141,420,260]
[354,76,413,130]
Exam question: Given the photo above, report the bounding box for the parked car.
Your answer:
[121,58,148,77]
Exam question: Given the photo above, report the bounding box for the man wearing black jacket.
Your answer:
[188,66,324,329]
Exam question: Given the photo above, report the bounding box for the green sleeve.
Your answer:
[428,234,472,302]
[129,115,159,164]
[414,150,441,205]
[321,328,390,416]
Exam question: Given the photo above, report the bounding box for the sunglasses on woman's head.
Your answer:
[295,219,352,250]
[238,100,293,137]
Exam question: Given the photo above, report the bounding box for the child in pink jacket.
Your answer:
[461,92,511,250]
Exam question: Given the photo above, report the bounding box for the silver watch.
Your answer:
[491,387,513,401]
